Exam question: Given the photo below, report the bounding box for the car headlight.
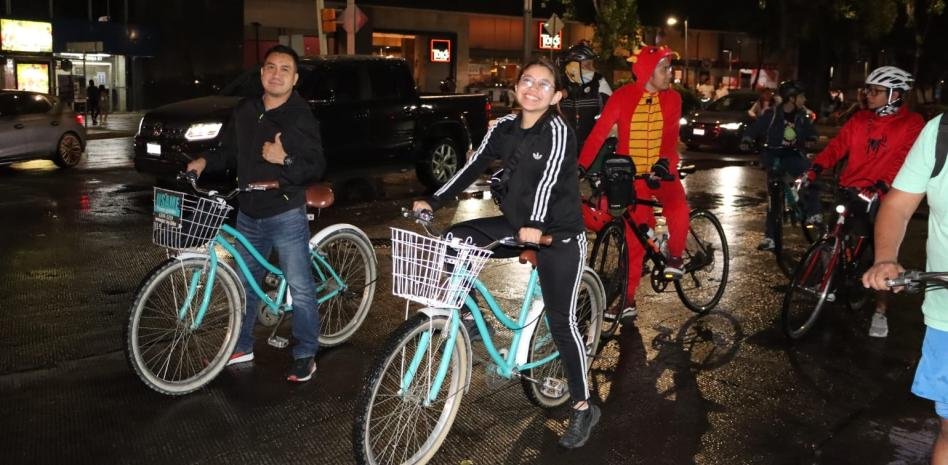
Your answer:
[720,122,742,131]
[185,122,223,141]
[679,117,689,126]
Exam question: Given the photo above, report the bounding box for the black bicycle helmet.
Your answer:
[778,80,805,100]
[560,43,597,65]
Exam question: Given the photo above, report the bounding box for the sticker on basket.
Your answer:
[153,188,184,228]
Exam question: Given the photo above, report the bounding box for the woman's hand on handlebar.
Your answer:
[862,261,906,292]
[518,227,542,245]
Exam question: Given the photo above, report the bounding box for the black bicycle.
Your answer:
[766,157,826,277]
[582,163,730,338]
[886,270,948,294]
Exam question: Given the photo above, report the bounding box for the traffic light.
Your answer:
[321,8,337,34]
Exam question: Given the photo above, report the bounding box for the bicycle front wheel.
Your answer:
[313,227,378,347]
[782,238,838,339]
[521,269,604,408]
[675,210,730,314]
[588,221,627,337]
[353,312,470,465]
[126,257,243,395]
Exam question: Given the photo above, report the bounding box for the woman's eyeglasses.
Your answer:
[865,86,887,96]
[519,76,555,93]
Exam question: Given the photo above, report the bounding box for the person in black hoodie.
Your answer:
[187,45,326,383]
[412,56,598,449]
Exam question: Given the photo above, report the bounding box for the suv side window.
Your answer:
[0,94,18,117]
[20,94,52,114]
[308,63,367,103]
[368,62,404,100]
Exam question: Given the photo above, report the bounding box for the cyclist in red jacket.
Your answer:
[578,45,688,323]
[806,65,925,338]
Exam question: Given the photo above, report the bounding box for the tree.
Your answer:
[559,0,641,83]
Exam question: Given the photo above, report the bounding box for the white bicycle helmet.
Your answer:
[866,66,913,116]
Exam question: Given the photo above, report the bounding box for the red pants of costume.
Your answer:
[623,178,689,302]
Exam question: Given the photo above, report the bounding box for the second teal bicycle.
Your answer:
[126,174,378,395]
[352,210,605,465]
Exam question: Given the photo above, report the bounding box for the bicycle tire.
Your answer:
[125,256,243,396]
[313,227,378,347]
[521,270,604,408]
[588,221,627,337]
[781,238,838,339]
[353,312,470,465]
[675,210,730,314]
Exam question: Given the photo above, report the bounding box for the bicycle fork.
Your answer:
[400,309,463,407]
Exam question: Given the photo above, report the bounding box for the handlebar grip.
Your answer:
[247,180,280,191]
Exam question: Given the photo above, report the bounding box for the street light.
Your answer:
[666,15,689,86]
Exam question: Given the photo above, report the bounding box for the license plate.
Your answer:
[146,143,161,155]
[692,128,706,136]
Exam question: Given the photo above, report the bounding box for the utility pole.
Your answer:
[347,0,355,55]
[316,0,327,56]
[523,0,532,62]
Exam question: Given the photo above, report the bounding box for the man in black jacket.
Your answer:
[187,45,326,383]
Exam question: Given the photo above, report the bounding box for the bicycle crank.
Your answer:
[650,267,669,292]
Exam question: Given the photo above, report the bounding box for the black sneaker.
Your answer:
[559,404,601,449]
[286,357,316,383]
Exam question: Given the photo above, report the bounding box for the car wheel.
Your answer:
[416,137,463,189]
[53,132,83,168]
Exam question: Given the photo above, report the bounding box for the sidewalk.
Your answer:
[83,111,144,140]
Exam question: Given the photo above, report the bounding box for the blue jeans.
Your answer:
[761,150,819,239]
[234,206,319,360]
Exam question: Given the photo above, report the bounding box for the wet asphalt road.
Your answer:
[0,132,939,465]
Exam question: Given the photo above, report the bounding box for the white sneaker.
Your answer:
[869,312,888,338]
[805,213,824,225]
[619,305,637,324]
[757,237,775,251]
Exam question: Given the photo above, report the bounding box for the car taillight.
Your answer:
[74,114,85,126]
[485,101,492,116]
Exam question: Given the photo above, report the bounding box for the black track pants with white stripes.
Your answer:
[448,216,590,403]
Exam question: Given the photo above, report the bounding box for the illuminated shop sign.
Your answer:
[1,19,53,53]
[537,23,562,50]
[430,39,451,63]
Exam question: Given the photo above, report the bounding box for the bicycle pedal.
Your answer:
[540,377,566,398]
[267,336,289,348]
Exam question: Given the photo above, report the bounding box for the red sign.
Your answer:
[430,39,451,63]
[537,23,562,50]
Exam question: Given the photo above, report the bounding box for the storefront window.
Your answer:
[16,63,49,93]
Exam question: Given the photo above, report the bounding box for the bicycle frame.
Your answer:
[399,269,557,405]
[172,223,347,330]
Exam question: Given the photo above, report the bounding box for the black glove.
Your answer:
[646,158,673,189]
[577,165,587,180]
[874,180,890,193]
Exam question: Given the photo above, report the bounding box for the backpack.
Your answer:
[933,113,948,178]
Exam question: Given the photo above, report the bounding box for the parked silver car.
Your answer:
[0,90,86,168]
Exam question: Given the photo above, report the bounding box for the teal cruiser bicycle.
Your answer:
[352,209,605,465]
[126,173,377,395]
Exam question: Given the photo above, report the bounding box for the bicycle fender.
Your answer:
[172,253,247,314]
[309,224,378,265]
[416,307,474,393]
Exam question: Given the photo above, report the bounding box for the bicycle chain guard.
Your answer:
[257,291,282,327]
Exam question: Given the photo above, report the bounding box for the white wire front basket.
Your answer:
[390,228,494,309]
[152,188,233,251]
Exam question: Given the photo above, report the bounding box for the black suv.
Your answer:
[134,56,490,188]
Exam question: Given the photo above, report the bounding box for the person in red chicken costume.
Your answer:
[578,45,688,324]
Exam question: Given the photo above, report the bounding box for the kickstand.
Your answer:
[267,312,289,348]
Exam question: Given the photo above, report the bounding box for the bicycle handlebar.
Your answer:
[178,171,279,201]
[885,270,948,293]
[401,207,553,250]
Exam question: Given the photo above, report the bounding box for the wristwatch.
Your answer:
[283,154,294,167]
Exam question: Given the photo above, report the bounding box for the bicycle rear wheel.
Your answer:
[126,256,242,395]
[588,221,627,337]
[521,270,604,408]
[781,238,838,339]
[312,227,378,347]
[675,210,729,314]
[353,312,470,465]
